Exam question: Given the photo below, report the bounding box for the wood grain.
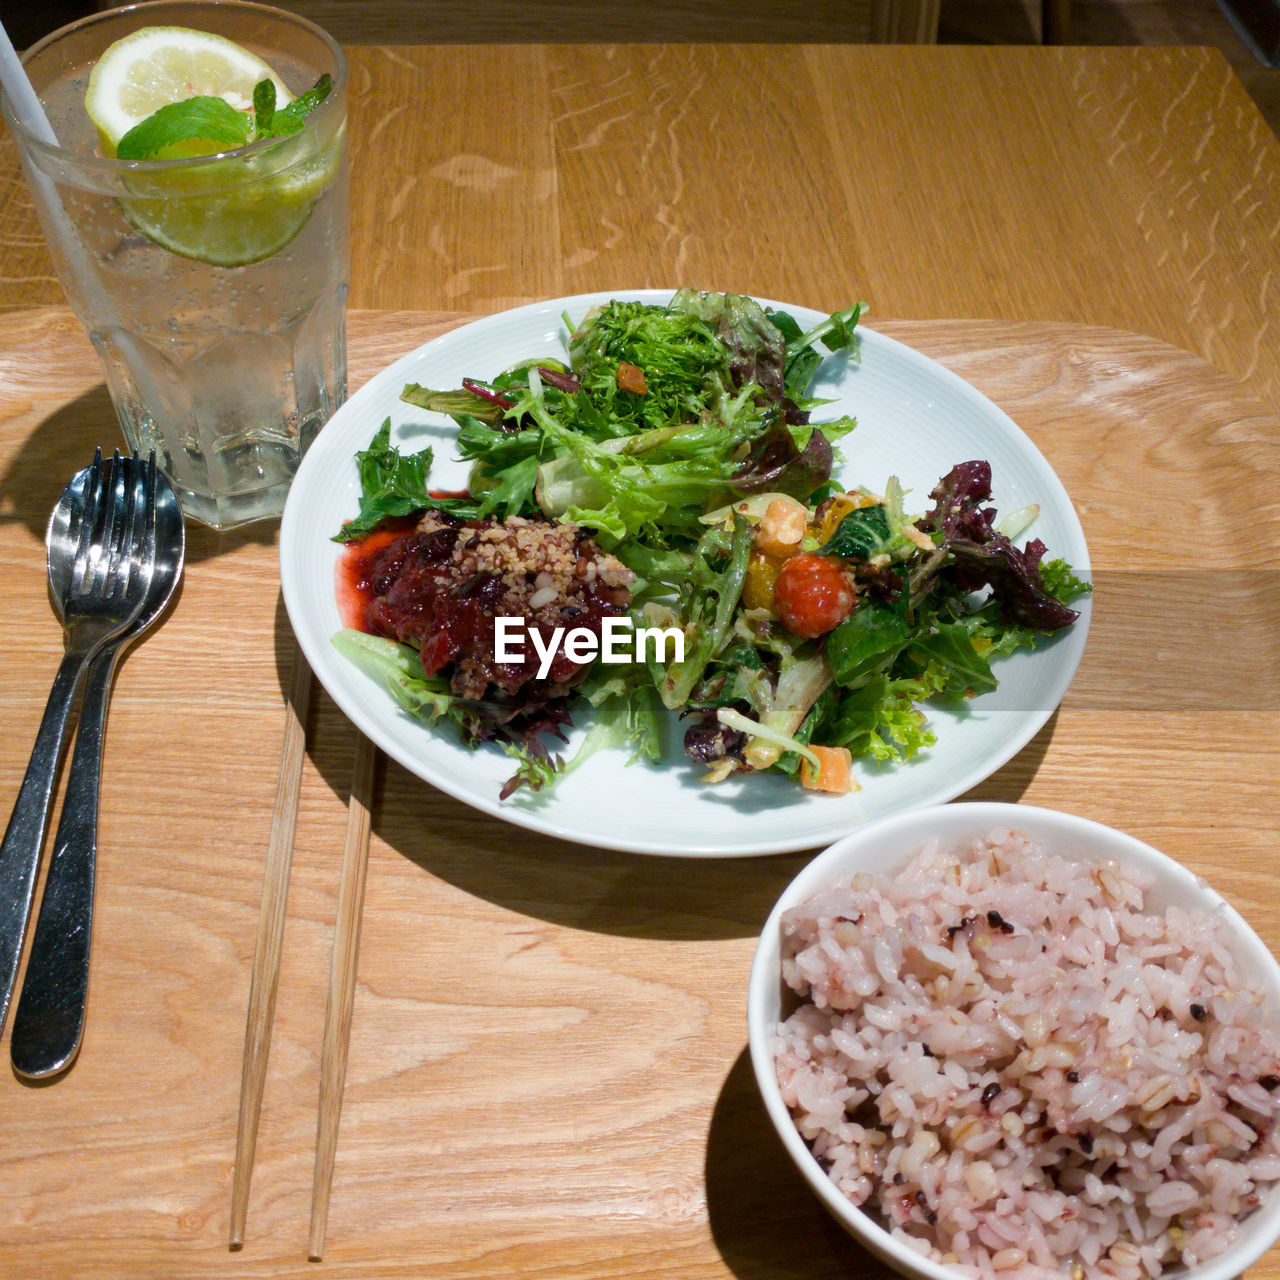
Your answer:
[229,645,313,1249]
[2,46,1276,420]
[307,728,377,1261]
[0,306,1276,1278]
[96,0,890,44]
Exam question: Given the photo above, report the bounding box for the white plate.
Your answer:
[279,290,1091,857]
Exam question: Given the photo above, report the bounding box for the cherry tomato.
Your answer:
[772,553,856,639]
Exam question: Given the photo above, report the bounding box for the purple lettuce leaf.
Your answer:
[732,419,834,499]
[917,461,1079,633]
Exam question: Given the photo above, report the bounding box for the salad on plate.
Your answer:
[330,289,1089,800]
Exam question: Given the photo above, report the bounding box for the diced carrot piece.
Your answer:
[617,361,647,394]
[800,745,856,794]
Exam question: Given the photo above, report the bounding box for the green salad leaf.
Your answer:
[825,596,914,687]
[330,291,1087,801]
[823,669,943,764]
[821,504,895,560]
[335,418,434,542]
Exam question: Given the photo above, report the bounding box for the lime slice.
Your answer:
[86,27,339,268]
[86,26,290,152]
[118,141,340,267]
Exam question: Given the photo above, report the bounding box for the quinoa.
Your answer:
[367,510,634,701]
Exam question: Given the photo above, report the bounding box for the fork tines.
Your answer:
[71,451,160,612]
[137,452,158,577]
[67,449,106,599]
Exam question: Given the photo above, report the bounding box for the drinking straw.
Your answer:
[0,19,59,145]
[0,16,174,460]
[0,18,113,310]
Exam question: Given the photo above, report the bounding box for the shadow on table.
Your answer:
[274,581,1059,944]
[0,382,281,564]
[705,1046,899,1279]
[367,757,821,945]
[375,715,1053,941]
[0,385,117,543]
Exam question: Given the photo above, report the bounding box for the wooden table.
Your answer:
[0,43,1279,1280]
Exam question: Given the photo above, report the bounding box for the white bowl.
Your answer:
[746,802,1280,1280]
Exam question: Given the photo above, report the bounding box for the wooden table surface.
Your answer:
[0,41,1279,1280]
[4,44,1280,418]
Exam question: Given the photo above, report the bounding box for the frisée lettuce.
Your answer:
[332,290,1089,798]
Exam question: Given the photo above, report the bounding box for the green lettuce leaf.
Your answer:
[825,669,944,764]
[905,626,998,698]
[333,419,433,542]
[330,629,458,720]
[825,594,913,687]
[654,515,754,709]
[567,297,731,433]
[769,302,870,401]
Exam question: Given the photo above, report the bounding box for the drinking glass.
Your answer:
[1,1,349,530]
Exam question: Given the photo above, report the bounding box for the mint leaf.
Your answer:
[252,78,277,136]
[115,72,334,159]
[115,95,251,160]
[257,73,334,138]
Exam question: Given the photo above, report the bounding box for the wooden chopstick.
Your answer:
[307,728,378,1261]
[229,645,313,1250]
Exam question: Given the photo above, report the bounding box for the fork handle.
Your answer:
[0,643,97,1035]
[10,640,123,1079]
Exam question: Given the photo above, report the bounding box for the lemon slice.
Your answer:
[86,27,339,268]
[86,26,290,153]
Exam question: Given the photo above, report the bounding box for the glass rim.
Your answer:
[0,0,348,176]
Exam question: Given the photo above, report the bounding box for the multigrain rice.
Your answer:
[773,827,1280,1279]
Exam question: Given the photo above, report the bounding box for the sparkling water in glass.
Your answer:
[1,1,349,530]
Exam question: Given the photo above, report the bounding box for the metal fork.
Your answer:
[11,456,182,1079]
[0,452,158,1035]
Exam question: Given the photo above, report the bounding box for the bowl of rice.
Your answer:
[747,802,1280,1280]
